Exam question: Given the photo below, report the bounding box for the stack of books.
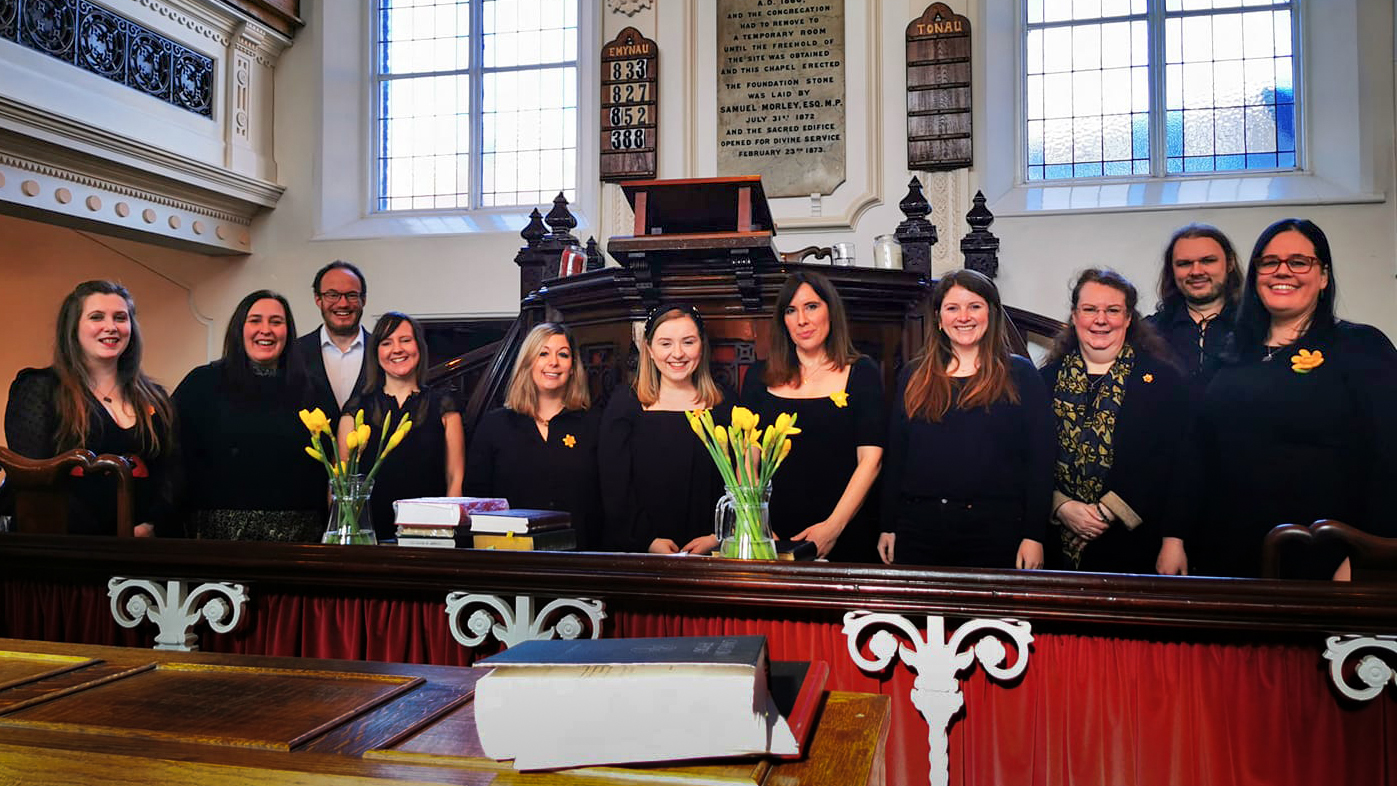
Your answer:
[391,496,508,548]
[469,509,576,551]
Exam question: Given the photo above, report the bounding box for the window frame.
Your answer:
[313,0,598,241]
[1021,0,1301,186]
[980,0,1384,217]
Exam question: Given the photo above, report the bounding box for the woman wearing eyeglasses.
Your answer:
[1183,218,1397,579]
[1040,269,1191,574]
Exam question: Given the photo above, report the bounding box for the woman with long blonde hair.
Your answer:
[599,304,731,553]
[880,270,1053,569]
[465,322,600,548]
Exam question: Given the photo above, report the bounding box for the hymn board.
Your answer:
[600,27,658,181]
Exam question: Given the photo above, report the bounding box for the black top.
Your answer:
[172,362,327,522]
[1193,321,1397,578]
[739,356,885,562]
[598,385,734,553]
[294,327,369,420]
[343,385,460,541]
[4,367,174,535]
[883,355,1054,544]
[464,407,602,550]
[1040,350,1194,573]
[1144,299,1238,404]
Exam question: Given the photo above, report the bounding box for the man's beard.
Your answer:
[326,317,361,337]
[1183,285,1224,308]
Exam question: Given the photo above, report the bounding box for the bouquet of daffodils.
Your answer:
[299,407,412,543]
[685,406,799,559]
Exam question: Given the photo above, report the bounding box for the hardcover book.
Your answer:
[391,496,508,526]
[467,508,571,535]
[471,529,577,551]
[473,635,802,770]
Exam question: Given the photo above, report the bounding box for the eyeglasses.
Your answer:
[1255,255,1320,274]
[318,290,362,304]
[1075,305,1127,320]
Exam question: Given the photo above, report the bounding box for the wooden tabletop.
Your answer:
[0,639,889,786]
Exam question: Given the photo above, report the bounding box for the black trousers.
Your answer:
[894,496,1022,569]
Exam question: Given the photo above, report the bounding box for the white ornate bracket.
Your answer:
[444,593,606,649]
[1323,635,1397,702]
[843,612,1033,786]
[108,577,249,652]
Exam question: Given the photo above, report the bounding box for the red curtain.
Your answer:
[4,577,1394,785]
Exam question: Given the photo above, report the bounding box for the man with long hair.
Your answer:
[1143,224,1242,397]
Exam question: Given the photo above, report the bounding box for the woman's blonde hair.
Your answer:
[505,322,591,418]
[635,305,723,408]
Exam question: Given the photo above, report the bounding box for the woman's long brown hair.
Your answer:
[52,280,174,454]
[764,270,860,388]
[904,269,1019,422]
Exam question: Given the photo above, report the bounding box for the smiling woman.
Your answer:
[172,290,327,541]
[3,280,175,536]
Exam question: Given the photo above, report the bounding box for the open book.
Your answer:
[473,636,814,771]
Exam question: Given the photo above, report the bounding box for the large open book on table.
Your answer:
[473,636,823,771]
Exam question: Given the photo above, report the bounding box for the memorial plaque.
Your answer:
[716,0,846,197]
[601,27,658,181]
[906,3,972,171]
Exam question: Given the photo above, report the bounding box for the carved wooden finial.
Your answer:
[960,190,1000,279]
[895,176,938,277]
[585,236,605,270]
[545,192,578,244]
[520,208,547,246]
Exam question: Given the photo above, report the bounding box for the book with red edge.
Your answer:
[391,496,508,526]
[467,508,571,535]
[473,635,815,770]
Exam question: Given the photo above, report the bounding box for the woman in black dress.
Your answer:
[740,271,883,561]
[173,290,326,541]
[881,270,1053,569]
[339,312,464,542]
[1188,218,1397,579]
[5,280,175,536]
[465,322,600,548]
[599,304,732,554]
[1040,269,1192,575]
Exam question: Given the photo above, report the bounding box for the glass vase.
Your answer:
[714,484,777,560]
[322,474,378,545]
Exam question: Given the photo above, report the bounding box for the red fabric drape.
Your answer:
[4,578,1394,785]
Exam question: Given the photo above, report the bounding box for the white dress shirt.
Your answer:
[320,325,366,409]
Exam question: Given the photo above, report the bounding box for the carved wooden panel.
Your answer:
[906,3,972,171]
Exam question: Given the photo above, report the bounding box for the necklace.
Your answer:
[92,382,119,403]
[1263,344,1284,362]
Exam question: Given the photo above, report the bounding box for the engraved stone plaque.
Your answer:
[716,0,846,197]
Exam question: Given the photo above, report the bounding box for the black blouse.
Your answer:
[4,367,174,535]
[598,386,733,553]
[882,355,1055,544]
[1040,350,1194,573]
[343,385,460,542]
[1193,321,1397,578]
[464,407,602,550]
[172,362,327,523]
[739,356,885,562]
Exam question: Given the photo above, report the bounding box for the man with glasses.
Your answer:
[296,260,369,417]
[1144,224,1243,399]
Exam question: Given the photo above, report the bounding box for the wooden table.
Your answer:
[0,638,889,786]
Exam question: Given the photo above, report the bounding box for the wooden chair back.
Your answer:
[0,446,135,537]
[1262,520,1397,582]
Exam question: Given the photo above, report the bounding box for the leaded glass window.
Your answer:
[1024,1,1296,181]
[375,0,579,212]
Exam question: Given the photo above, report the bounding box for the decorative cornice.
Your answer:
[0,153,247,224]
[123,0,291,66]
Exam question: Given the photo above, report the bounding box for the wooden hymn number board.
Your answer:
[906,3,972,171]
[601,27,658,181]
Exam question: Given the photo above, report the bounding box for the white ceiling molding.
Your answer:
[0,0,292,255]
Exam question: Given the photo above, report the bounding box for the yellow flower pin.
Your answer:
[1291,349,1324,373]
[1142,373,1154,383]
[830,390,849,408]
[563,434,577,448]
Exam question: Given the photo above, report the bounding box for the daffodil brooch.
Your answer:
[562,434,577,448]
[1291,349,1324,374]
[830,390,849,408]
[1142,373,1154,383]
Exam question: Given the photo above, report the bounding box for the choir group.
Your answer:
[5,218,1395,580]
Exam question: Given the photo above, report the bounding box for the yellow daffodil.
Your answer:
[355,423,371,449]
[686,409,705,438]
[354,409,365,429]
[1142,373,1154,383]
[298,407,330,435]
[563,434,577,448]
[305,446,325,462]
[1291,348,1324,373]
[830,390,849,408]
[344,430,359,451]
[775,412,793,432]
[714,425,729,451]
